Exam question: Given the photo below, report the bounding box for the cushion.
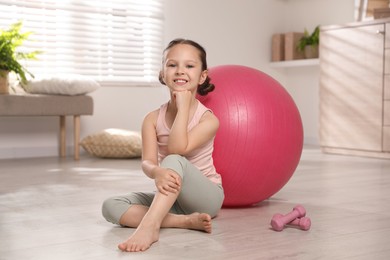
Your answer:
[23,74,100,95]
[81,129,142,158]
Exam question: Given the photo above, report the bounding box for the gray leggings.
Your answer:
[102,154,224,225]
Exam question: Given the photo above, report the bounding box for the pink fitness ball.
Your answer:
[198,65,303,207]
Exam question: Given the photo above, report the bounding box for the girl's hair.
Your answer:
[158,38,215,96]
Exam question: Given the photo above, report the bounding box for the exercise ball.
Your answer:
[198,65,303,207]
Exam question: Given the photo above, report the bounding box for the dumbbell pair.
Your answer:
[270,205,311,231]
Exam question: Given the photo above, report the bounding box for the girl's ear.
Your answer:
[199,70,208,85]
[158,70,165,85]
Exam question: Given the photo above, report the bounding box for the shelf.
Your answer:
[270,58,319,68]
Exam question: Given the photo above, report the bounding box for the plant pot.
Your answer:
[304,45,319,59]
[0,70,9,95]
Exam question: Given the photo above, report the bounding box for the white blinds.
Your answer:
[0,0,164,86]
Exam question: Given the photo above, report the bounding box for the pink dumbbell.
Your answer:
[270,205,307,231]
[272,213,311,231]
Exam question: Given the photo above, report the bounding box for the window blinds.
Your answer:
[0,0,164,86]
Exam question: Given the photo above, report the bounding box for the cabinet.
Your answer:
[319,19,390,158]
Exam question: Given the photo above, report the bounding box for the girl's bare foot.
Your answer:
[117,213,212,252]
[186,213,212,233]
[118,224,159,252]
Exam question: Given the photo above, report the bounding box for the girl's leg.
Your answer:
[103,195,211,231]
[118,186,180,252]
[117,175,214,252]
[104,154,224,252]
[162,154,224,217]
[102,192,155,225]
[119,201,212,230]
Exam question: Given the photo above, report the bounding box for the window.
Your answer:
[0,0,164,86]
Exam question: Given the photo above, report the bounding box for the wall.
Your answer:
[0,0,355,159]
[165,0,355,145]
[164,0,288,73]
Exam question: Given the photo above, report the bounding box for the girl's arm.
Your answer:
[140,110,159,179]
[168,91,219,156]
[141,110,181,195]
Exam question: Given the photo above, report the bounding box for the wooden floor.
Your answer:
[1,146,390,259]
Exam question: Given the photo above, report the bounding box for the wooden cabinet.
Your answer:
[319,19,390,158]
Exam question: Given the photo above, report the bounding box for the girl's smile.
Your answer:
[173,78,188,86]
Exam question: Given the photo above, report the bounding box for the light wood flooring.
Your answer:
[1,146,390,259]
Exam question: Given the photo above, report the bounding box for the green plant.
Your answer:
[0,21,41,84]
[297,25,320,52]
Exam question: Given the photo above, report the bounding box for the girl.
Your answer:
[102,39,224,252]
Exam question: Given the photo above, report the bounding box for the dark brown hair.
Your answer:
[158,38,215,96]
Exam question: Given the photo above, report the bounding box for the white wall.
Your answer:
[165,0,355,145]
[164,0,288,72]
[0,0,355,159]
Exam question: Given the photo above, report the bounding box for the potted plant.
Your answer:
[0,21,40,94]
[297,25,320,59]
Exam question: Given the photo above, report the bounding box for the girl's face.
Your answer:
[161,44,207,93]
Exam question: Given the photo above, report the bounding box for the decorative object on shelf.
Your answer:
[0,21,41,94]
[285,32,305,60]
[373,7,390,19]
[271,32,305,62]
[303,45,319,59]
[355,0,389,21]
[271,33,285,62]
[297,26,320,59]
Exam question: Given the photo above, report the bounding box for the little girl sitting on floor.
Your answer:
[102,38,224,252]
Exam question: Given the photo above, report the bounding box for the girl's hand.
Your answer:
[172,90,192,111]
[153,167,181,196]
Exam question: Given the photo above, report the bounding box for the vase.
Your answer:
[0,70,9,95]
[304,45,319,59]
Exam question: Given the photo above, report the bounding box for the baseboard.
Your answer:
[321,146,390,159]
[0,145,77,159]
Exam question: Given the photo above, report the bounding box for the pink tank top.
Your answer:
[156,101,221,185]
